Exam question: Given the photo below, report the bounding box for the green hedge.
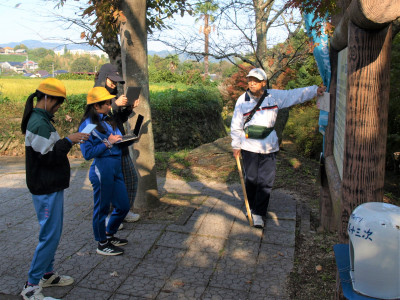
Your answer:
[151,86,226,150]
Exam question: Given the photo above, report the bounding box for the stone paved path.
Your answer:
[0,159,298,300]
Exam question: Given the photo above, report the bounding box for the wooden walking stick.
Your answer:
[235,155,253,226]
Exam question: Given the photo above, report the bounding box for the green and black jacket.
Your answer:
[25,108,72,195]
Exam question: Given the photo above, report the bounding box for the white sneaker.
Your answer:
[124,211,140,222]
[21,283,59,300]
[106,214,124,230]
[39,272,74,288]
[253,214,264,228]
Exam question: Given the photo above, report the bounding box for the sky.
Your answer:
[0,0,85,44]
[0,0,172,51]
[0,0,296,54]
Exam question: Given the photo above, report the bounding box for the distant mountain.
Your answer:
[0,40,97,51]
[0,40,208,61]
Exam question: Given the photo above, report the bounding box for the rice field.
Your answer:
[0,78,93,102]
[0,77,188,102]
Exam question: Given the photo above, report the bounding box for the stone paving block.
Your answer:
[117,274,166,298]
[144,245,185,265]
[265,219,296,233]
[156,231,194,249]
[64,286,112,300]
[40,285,74,299]
[131,261,176,280]
[156,280,207,299]
[1,257,32,278]
[210,205,241,222]
[209,268,253,291]
[216,256,257,272]
[224,239,260,258]
[267,210,296,221]
[54,252,104,284]
[133,223,168,232]
[196,217,232,238]
[262,229,295,246]
[257,244,294,273]
[0,275,24,296]
[77,266,130,293]
[202,286,248,300]
[165,220,201,234]
[248,292,288,300]
[188,235,226,254]
[180,249,220,268]
[125,229,163,258]
[229,218,263,242]
[168,265,214,286]
[110,293,146,299]
[249,272,290,299]
[95,255,141,275]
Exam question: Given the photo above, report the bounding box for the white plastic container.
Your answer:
[348,202,400,299]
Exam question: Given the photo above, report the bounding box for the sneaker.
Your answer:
[107,235,128,246]
[39,272,74,288]
[253,214,265,228]
[21,283,59,300]
[106,214,124,230]
[124,211,140,222]
[96,240,124,256]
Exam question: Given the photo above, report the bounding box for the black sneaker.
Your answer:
[96,240,124,256]
[107,236,128,246]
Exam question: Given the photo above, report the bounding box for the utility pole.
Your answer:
[52,63,54,77]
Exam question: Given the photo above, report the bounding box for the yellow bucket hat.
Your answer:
[87,87,115,105]
[37,78,67,98]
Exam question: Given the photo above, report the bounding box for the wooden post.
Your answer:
[339,22,392,242]
[319,48,339,232]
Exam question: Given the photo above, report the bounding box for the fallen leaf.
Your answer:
[173,281,185,287]
[110,271,119,277]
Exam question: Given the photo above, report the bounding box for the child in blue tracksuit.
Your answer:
[79,87,130,256]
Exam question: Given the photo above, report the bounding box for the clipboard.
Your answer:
[125,86,141,106]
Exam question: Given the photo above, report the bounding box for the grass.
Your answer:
[0,77,189,102]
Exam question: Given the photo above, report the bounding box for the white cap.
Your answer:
[246,68,267,81]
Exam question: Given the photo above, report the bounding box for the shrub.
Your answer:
[151,86,226,150]
[283,101,322,159]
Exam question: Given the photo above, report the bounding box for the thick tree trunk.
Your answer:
[120,0,160,209]
[339,22,392,242]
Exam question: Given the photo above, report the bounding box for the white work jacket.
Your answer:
[230,85,319,154]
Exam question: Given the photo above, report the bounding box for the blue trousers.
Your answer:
[241,150,277,216]
[90,156,130,242]
[28,191,64,285]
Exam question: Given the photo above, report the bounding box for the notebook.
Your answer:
[116,114,144,144]
[125,86,142,106]
[81,124,97,134]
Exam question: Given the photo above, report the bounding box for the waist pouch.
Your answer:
[244,125,274,139]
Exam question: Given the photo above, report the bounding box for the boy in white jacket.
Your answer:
[231,68,325,228]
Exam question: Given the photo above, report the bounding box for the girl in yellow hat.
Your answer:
[78,86,130,256]
[20,78,89,300]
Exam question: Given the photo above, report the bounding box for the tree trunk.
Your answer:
[253,0,269,70]
[204,14,209,77]
[120,0,160,209]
